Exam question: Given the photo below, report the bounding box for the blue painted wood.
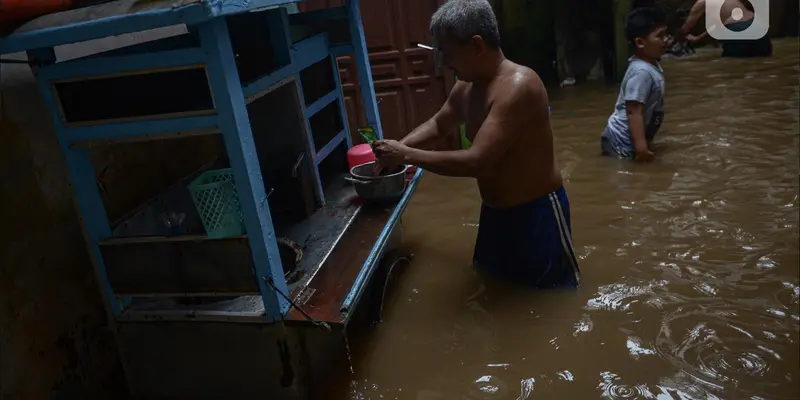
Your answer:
[287,6,347,25]
[266,7,293,67]
[345,0,384,140]
[341,168,425,316]
[241,33,331,99]
[330,44,355,56]
[305,90,338,118]
[292,32,330,72]
[329,55,353,149]
[293,75,326,205]
[205,0,304,16]
[315,129,347,165]
[0,5,209,55]
[27,47,122,317]
[78,33,201,60]
[63,115,219,144]
[37,48,207,82]
[242,65,295,99]
[0,0,314,56]
[198,18,288,319]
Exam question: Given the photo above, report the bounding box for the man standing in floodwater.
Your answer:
[671,0,772,57]
[371,0,580,288]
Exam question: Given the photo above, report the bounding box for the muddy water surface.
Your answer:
[326,39,800,400]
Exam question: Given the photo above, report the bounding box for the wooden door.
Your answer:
[300,0,449,142]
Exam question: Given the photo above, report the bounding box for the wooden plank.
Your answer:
[305,89,338,117]
[329,44,354,56]
[13,0,201,34]
[206,0,308,16]
[198,17,287,321]
[292,76,326,204]
[37,48,206,82]
[340,168,423,315]
[315,129,346,165]
[293,32,331,71]
[101,237,260,295]
[329,54,352,149]
[287,6,348,25]
[240,32,330,100]
[286,203,395,324]
[1,1,209,55]
[76,31,200,60]
[67,119,220,146]
[243,66,296,100]
[345,0,383,139]
[266,6,292,67]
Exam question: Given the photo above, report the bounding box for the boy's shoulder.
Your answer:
[623,60,664,86]
[626,59,663,75]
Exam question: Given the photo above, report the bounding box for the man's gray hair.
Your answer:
[430,0,501,49]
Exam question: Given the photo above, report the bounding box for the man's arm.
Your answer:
[687,30,710,43]
[674,0,706,41]
[401,78,541,177]
[399,81,465,150]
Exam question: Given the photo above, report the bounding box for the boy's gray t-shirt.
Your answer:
[602,58,665,156]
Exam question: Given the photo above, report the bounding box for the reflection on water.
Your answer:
[324,39,800,399]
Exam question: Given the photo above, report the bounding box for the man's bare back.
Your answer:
[453,60,563,208]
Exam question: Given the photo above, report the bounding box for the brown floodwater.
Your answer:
[325,38,800,400]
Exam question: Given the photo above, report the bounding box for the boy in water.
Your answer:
[601,7,668,162]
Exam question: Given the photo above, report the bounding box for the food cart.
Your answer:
[0,1,424,397]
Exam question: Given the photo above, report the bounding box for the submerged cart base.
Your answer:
[1,0,426,397]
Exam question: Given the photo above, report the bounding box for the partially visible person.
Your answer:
[554,0,577,87]
[371,0,580,289]
[601,7,668,162]
[672,0,772,57]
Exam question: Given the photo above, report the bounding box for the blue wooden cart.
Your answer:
[1,1,424,397]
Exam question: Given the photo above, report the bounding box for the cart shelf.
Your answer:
[101,169,361,299]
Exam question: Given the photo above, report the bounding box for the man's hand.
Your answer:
[635,150,655,163]
[686,34,699,43]
[372,139,409,170]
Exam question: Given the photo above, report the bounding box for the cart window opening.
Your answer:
[309,102,344,153]
[54,67,215,124]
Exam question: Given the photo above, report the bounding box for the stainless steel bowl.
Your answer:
[346,162,409,201]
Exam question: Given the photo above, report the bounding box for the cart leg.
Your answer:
[197,18,288,321]
[27,48,124,317]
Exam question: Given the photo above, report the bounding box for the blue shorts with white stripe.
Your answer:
[473,186,581,289]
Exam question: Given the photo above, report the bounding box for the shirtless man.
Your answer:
[671,0,772,57]
[371,0,580,288]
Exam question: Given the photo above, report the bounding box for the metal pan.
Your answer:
[346,161,409,202]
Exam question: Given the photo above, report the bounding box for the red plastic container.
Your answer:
[347,143,376,170]
[0,0,74,22]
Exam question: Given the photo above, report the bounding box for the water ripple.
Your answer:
[598,372,654,399]
[655,302,798,397]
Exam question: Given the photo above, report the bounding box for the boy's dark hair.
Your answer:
[626,7,667,44]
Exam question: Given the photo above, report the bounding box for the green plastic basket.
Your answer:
[188,168,245,239]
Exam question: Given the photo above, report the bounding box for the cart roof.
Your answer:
[1,0,304,55]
